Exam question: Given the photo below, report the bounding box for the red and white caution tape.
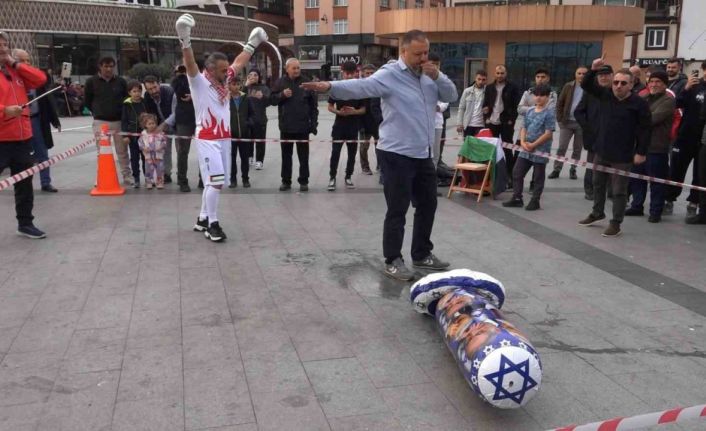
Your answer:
[0,137,95,191]
[499,141,706,193]
[22,130,706,193]
[549,403,706,431]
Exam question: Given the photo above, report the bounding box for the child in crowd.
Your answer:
[228,75,254,188]
[138,113,167,189]
[121,80,147,188]
[503,83,555,211]
[327,61,366,191]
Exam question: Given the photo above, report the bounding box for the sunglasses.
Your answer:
[612,80,630,87]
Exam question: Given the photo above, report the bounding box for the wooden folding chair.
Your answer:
[447,129,495,202]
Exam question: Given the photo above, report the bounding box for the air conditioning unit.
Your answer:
[668,5,677,18]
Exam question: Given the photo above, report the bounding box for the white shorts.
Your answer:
[195,138,232,187]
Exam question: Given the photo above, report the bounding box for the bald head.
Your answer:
[629,65,641,80]
[285,58,300,79]
[12,48,30,65]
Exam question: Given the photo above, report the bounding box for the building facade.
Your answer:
[375,2,644,97]
[0,0,281,83]
[622,0,680,68]
[676,0,705,74]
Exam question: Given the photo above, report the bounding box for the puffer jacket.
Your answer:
[0,62,47,142]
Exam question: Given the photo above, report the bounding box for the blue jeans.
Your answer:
[628,153,669,216]
[30,116,51,187]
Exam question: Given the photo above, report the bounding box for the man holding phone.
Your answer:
[0,31,48,238]
[666,62,706,218]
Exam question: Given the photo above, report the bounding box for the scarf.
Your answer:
[203,67,234,104]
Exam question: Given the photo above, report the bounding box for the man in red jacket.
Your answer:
[0,31,47,238]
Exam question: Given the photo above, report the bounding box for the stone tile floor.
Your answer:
[0,107,704,430]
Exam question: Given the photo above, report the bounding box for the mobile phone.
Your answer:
[692,70,699,77]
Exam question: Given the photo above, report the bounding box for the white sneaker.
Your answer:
[327,178,336,191]
[255,161,263,170]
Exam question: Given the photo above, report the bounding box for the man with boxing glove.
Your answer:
[0,31,48,239]
[175,14,268,242]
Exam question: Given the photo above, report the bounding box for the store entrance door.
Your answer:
[464,58,487,89]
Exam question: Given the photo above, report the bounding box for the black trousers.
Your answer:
[488,122,516,180]
[377,149,437,263]
[251,123,267,163]
[666,133,701,204]
[697,144,706,214]
[330,130,358,178]
[584,151,595,194]
[513,157,546,200]
[0,140,35,226]
[231,140,253,182]
[176,123,194,185]
[280,132,310,185]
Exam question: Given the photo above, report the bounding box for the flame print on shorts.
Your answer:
[198,108,231,140]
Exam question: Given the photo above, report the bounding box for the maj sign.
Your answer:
[333,54,361,67]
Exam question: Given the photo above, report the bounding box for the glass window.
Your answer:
[380,0,389,7]
[398,0,406,8]
[305,20,320,36]
[305,0,319,7]
[429,43,489,101]
[505,41,602,91]
[119,37,141,75]
[592,0,638,5]
[333,19,348,34]
[645,27,668,50]
[334,0,347,5]
[415,0,423,7]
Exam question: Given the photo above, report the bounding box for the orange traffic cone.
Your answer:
[90,124,125,196]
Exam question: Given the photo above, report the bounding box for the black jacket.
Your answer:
[121,97,148,134]
[574,92,601,152]
[676,79,706,139]
[171,74,195,128]
[482,80,521,126]
[37,72,60,149]
[668,73,688,98]
[362,97,382,134]
[229,92,254,139]
[85,74,128,121]
[246,83,272,126]
[270,75,318,135]
[581,69,652,163]
[144,85,174,125]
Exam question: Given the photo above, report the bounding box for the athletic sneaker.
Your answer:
[345,177,355,189]
[663,201,673,215]
[249,157,254,166]
[17,224,46,239]
[362,168,373,175]
[328,178,336,191]
[384,258,415,281]
[413,254,450,270]
[255,161,263,170]
[205,222,226,242]
[193,217,209,232]
[578,213,605,226]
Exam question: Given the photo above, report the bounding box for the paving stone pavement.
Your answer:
[0,105,705,431]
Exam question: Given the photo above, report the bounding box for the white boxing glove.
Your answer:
[175,14,195,49]
[244,27,268,55]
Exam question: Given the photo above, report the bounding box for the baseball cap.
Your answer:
[0,31,9,41]
[596,65,613,75]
